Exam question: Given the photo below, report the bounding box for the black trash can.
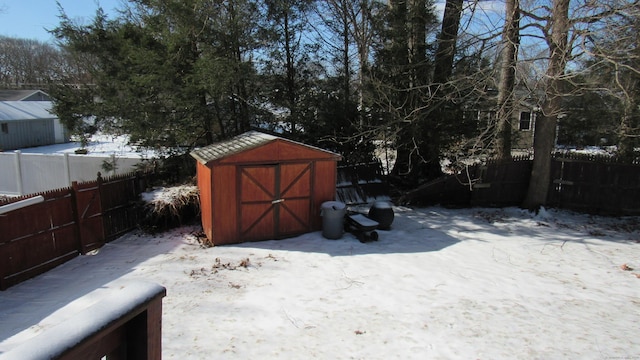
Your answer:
[368,201,394,230]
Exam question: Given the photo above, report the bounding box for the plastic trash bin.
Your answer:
[320,201,346,239]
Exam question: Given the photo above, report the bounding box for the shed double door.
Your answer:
[239,162,313,241]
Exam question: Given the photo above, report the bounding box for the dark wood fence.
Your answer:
[337,161,391,205]
[469,155,534,207]
[0,172,148,290]
[547,153,640,214]
[404,153,640,215]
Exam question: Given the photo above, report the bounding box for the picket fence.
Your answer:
[0,171,148,290]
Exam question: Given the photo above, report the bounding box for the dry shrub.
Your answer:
[140,185,200,232]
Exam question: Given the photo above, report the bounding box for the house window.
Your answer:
[1,123,8,134]
[519,112,532,131]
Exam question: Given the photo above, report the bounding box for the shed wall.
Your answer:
[0,119,55,150]
[208,160,337,245]
[53,119,70,143]
[196,162,213,241]
[212,164,238,245]
[312,160,338,229]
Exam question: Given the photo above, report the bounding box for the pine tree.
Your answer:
[50,0,261,156]
[370,0,440,184]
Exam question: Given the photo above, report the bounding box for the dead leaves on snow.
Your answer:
[188,258,251,279]
[187,254,281,283]
[212,257,251,271]
[619,263,640,278]
[620,263,633,271]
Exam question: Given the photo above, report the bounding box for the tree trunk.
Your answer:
[522,0,570,210]
[283,10,299,134]
[432,0,463,84]
[388,0,412,177]
[341,0,351,112]
[495,0,520,160]
[618,100,637,162]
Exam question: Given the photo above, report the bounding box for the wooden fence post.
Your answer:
[72,173,106,254]
[96,172,106,249]
[71,180,82,255]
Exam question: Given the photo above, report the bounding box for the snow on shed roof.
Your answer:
[0,101,56,121]
[190,130,339,165]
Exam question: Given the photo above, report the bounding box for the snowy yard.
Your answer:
[1,206,639,359]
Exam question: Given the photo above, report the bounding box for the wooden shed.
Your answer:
[190,131,342,245]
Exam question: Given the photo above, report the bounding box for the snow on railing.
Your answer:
[0,281,166,360]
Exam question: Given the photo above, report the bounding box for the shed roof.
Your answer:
[0,90,50,101]
[0,101,56,121]
[190,131,340,165]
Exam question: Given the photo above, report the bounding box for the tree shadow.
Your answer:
[233,206,467,257]
[233,205,640,257]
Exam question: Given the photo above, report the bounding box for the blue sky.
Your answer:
[0,0,504,44]
[0,0,121,43]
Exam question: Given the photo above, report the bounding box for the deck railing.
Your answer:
[0,281,166,360]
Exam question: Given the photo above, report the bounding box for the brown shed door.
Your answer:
[239,162,313,241]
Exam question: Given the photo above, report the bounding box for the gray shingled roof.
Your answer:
[190,131,278,164]
[190,131,339,165]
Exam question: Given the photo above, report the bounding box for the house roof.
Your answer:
[190,130,340,165]
[0,101,56,121]
[0,90,50,101]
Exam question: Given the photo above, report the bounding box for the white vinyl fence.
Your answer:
[0,151,145,196]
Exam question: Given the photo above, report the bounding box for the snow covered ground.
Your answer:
[0,206,639,359]
[14,133,153,159]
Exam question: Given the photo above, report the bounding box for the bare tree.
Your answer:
[519,0,640,209]
[584,1,640,161]
[0,36,64,88]
[521,0,571,210]
[317,0,377,120]
[494,0,520,160]
[261,0,317,135]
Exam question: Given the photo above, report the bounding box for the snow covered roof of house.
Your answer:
[190,130,340,165]
[0,90,51,101]
[0,101,56,121]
